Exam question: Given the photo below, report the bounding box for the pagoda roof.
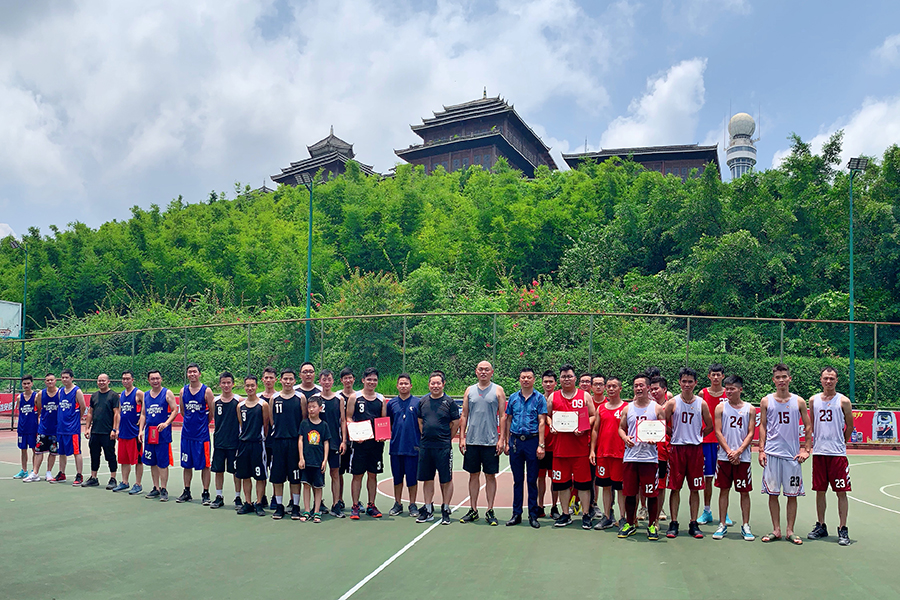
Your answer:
[562,144,720,167]
[307,126,354,159]
[410,95,552,153]
[271,151,375,184]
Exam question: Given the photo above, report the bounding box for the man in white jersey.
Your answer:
[807,366,853,546]
[618,374,666,540]
[758,363,812,545]
[712,375,756,541]
[662,367,713,539]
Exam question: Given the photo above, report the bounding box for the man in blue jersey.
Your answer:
[176,363,215,504]
[15,375,40,480]
[112,370,144,494]
[55,369,86,485]
[386,373,420,517]
[30,373,60,482]
[139,370,179,501]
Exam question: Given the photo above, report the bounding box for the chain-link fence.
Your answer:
[2,312,898,408]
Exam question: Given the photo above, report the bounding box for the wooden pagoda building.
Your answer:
[272,127,376,186]
[562,144,721,181]
[395,93,557,177]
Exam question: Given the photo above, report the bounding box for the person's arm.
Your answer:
[737,406,756,460]
[112,405,121,440]
[589,404,600,465]
[161,390,178,430]
[495,386,507,454]
[35,393,42,417]
[537,408,546,460]
[662,398,675,421]
[450,418,460,440]
[700,401,714,438]
[618,405,632,447]
[841,396,854,444]
[757,397,769,467]
[84,396,94,439]
[339,399,347,454]
[322,435,330,473]
[714,403,729,457]
[459,388,470,454]
[138,399,147,444]
[502,397,512,453]
[798,397,812,461]
[297,430,306,470]
[206,387,215,424]
[301,394,309,422]
[546,395,555,434]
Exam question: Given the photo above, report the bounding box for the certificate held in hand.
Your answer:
[147,426,160,445]
[552,411,579,433]
[348,420,374,443]
[374,417,391,442]
[636,420,666,443]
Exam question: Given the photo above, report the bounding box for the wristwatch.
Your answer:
[538,443,545,448]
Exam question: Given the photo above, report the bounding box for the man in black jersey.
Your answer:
[346,367,386,519]
[236,375,271,516]
[210,372,241,510]
[335,367,357,511]
[296,362,321,418]
[416,371,460,525]
[313,369,347,518]
[259,366,278,509]
[269,369,304,520]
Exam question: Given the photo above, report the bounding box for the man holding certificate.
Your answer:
[617,374,666,540]
[346,367,386,520]
[547,364,597,530]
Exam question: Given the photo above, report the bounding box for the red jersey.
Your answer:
[701,387,725,443]
[596,401,627,458]
[550,389,591,458]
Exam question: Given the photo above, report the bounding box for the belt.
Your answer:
[511,433,538,441]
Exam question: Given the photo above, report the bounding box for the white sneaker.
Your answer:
[23,472,40,483]
[713,524,727,540]
[637,506,649,521]
[658,509,667,521]
[46,472,53,481]
[741,524,755,541]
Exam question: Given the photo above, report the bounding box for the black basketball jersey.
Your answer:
[213,397,240,449]
[318,394,343,446]
[352,394,383,423]
[239,401,265,443]
[271,394,303,439]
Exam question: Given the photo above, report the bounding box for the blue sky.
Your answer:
[1,0,899,238]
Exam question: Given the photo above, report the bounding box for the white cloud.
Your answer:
[600,58,707,149]
[0,223,16,238]
[873,33,900,67]
[663,0,750,34]
[771,95,900,168]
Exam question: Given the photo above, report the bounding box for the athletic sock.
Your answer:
[704,505,711,512]
[625,496,637,525]
[215,489,223,497]
[293,493,301,505]
[275,495,283,505]
[648,497,659,524]
[235,491,241,499]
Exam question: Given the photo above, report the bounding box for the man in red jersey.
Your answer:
[537,370,559,520]
[592,377,627,530]
[547,365,597,530]
[588,373,606,518]
[698,363,731,527]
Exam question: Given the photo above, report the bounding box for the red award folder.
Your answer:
[147,427,160,444]
[374,417,392,442]
[577,409,590,432]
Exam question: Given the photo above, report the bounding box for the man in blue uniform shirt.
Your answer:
[503,367,547,528]
[386,373,420,517]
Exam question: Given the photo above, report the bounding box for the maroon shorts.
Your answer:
[117,437,143,466]
[666,444,704,491]
[596,456,624,482]
[812,455,851,492]
[551,456,592,486]
[714,460,752,491]
[623,462,659,497]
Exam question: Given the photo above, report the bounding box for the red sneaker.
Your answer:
[48,472,67,484]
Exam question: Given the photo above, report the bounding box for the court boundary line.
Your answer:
[376,469,519,510]
[338,465,511,600]
[845,459,900,515]
[879,483,900,501]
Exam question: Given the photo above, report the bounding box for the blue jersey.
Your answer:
[57,385,82,436]
[145,388,173,445]
[38,389,60,436]
[17,391,39,435]
[180,384,210,441]
[386,395,420,456]
[119,388,141,440]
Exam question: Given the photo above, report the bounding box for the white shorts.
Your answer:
[761,455,804,497]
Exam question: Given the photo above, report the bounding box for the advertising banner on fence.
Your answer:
[1,393,187,425]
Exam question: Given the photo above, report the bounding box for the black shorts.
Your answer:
[269,438,301,484]
[301,465,325,488]
[350,440,384,475]
[538,450,553,471]
[327,448,341,470]
[658,460,669,480]
[340,442,352,475]
[35,434,58,454]
[418,446,453,484]
[211,447,237,474]
[236,441,267,481]
[462,444,500,475]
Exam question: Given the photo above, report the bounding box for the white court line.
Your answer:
[844,459,900,515]
[338,464,512,600]
[847,495,900,516]
[376,470,517,510]
[879,483,900,501]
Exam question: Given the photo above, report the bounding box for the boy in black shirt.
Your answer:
[210,372,241,510]
[313,369,346,518]
[236,375,271,516]
[299,397,331,523]
[269,369,304,520]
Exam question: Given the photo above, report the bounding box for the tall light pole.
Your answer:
[8,238,27,385]
[295,173,315,362]
[847,156,868,403]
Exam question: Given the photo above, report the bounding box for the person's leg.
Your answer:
[48,452,56,473]
[525,444,539,519]
[201,467,211,492]
[351,474,363,506]
[602,485,613,517]
[366,472,377,504]
[160,466,169,489]
[242,478,251,501]
[215,471,225,497]
[33,452,45,475]
[768,495,782,536]
[718,487,730,525]
[786,496,798,537]
[837,491,849,528]
[330,468,341,506]
[740,491,751,525]
[616,488,626,520]
[647,496,660,525]
[135,459,143,485]
[59,453,68,475]
[816,490,827,524]
[273,483,284,504]
[537,472,547,509]
[313,485,323,513]
[105,438,118,480]
[468,472,481,510]
[704,478,714,512]
[625,495,637,525]
[485,473,497,510]
[423,480,435,506]
[20,447,28,472]
[440,479,454,506]
[122,462,132,485]
[577,487,591,513]
[74,445,83,476]
[255,478,266,504]
[183,467,193,490]
[688,490,700,522]
[89,435,102,478]
[509,441,525,517]
[669,488,681,523]
[151,465,160,489]
[303,483,312,513]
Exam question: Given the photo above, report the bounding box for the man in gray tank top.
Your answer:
[459,361,507,526]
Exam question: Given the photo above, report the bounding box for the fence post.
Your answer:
[319,319,325,371]
[779,321,785,364]
[402,316,407,374]
[685,317,691,365]
[492,314,497,366]
[873,323,878,408]
[85,336,90,382]
[247,324,252,376]
[183,329,188,386]
[131,331,136,373]
[588,314,595,372]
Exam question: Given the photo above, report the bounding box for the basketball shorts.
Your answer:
[538,449,553,472]
[180,439,211,470]
[17,433,37,450]
[812,455,851,492]
[300,465,325,488]
[340,442,352,475]
[418,446,452,484]
[551,455,592,491]
[142,443,172,468]
[117,437,142,465]
[269,438,301,485]
[35,434,58,454]
[350,440,384,475]
[714,460,752,491]
[702,442,718,477]
[235,441,267,481]
[57,433,81,457]
[761,455,804,497]
[657,460,668,482]
[211,447,238,474]
[622,461,659,498]
[596,456,624,484]
[667,444,704,491]
[391,454,418,487]
[327,447,342,470]
[462,444,500,475]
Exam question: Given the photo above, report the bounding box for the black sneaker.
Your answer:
[688,520,704,539]
[460,508,479,523]
[416,507,434,523]
[486,509,498,526]
[261,495,270,509]
[201,490,211,506]
[234,497,243,510]
[175,489,192,503]
[441,506,451,525]
[389,501,403,516]
[237,502,254,515]
[73,473,84,486]
[666,521,679,538]
[105,477,117,490]
[536,506,546,519]
[272,504,285,520]
[337,499,346,511]
[554,513,573,527]
[838,526,850,546]
[330,504,345,519]
[291,504,302,520]
[255,502,266,517]
[550,505,561,520]
[210,496,225,509]
[159,488,169,502]
[81,477,100,487]
[267,496,276,511]
[593,515,615,530]
[145,487,160,499]
[408,503,419,518]
[808,522,829,540]
[319,501,328,514]
[582,515,593,530]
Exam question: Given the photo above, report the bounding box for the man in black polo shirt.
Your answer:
[416,371,460,525]
[83,373,121,489]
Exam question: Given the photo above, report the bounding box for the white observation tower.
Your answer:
[726,112,757,179]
